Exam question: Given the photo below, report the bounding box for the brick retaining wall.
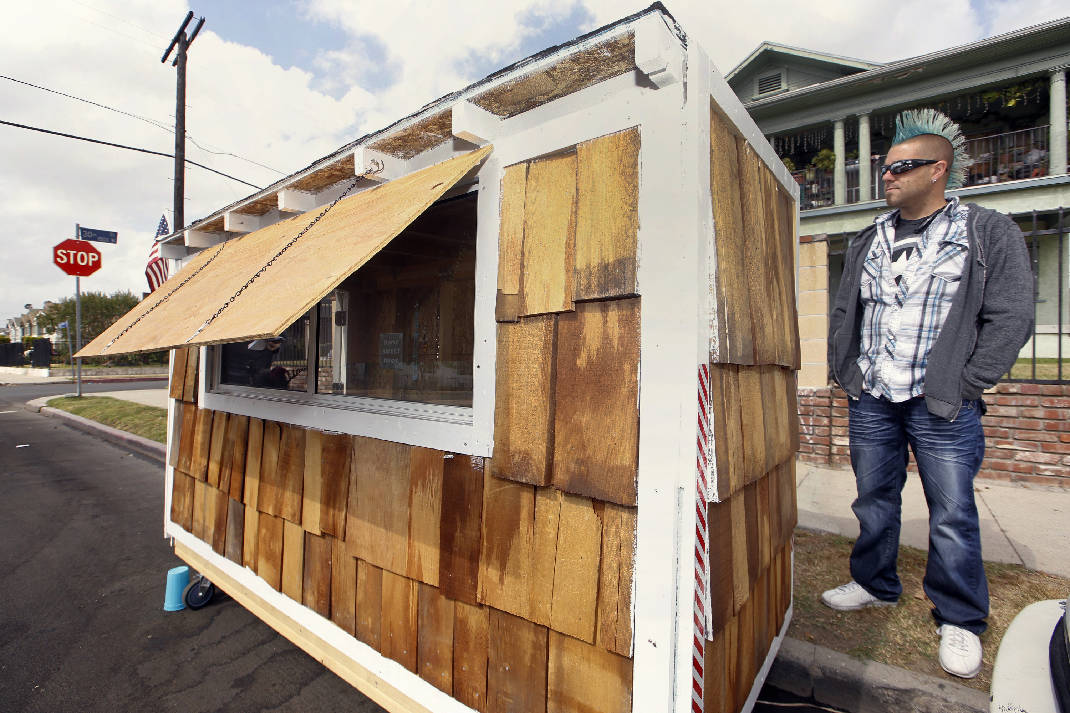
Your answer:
[798,383,1070,488]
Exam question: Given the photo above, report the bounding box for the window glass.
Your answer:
[219,314,309,392]
[332,190,476,406]
[217,189,477,407]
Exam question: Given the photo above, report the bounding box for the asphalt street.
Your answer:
[0,383,384,713]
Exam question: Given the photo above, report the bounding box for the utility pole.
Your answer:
[162,11,205,234]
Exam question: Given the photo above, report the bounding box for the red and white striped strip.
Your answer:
[692,363,714,712]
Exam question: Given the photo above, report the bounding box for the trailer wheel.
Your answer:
[183,576,215,610]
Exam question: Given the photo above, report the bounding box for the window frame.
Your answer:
[199,175,497,456]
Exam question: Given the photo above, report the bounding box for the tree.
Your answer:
[39,291,165,365]
[40,291,139,344]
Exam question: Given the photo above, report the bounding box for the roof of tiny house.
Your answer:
[160,2,685,249]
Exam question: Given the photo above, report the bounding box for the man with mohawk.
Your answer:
[824,109,1034,678]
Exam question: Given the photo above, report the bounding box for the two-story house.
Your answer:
[728,18,1070,486]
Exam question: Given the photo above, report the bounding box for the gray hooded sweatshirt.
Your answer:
[829,203,1034,421]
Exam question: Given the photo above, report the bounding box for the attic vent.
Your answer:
[757,72,783,95]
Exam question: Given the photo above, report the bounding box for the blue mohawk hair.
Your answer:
[892,108,970,189]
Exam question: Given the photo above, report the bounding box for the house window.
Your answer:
[215,189,478,409]
[757,72,783,96]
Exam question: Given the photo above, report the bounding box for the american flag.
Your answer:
[145,214,169,292]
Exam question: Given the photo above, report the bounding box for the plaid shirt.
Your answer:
[857,197,970,402]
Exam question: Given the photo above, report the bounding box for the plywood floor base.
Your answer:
[174,540,436,713]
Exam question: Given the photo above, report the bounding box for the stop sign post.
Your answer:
[53,238,102,277]
[54,226,109,397]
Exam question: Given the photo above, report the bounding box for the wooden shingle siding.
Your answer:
[355,559,383,650]
[548,630,633,713]
[303,532,332,618]
[552,298,640,506]
[488,609,549,713]
[440,454,484,605]
[301,429,322,535]
[168,348,187,399]
[520,153,578,317]
[330,536,357,635]
[704,541,793,711]
[710,104,800,370]
[478,471,536,618]
[406,447,444,586]
[170,470,195,532]
[171,389,638,713]
[318,433,351,539]
[205,410,228,489]
[347,437,413,577]
[417,583,455,694]
[574,128,640,301]
[225,497,244,564]
[709,106,754,366]
[490,314,556,486]
[453,601,490,712]
[595,503,635,657]
[381,569,419,672]
[496,163,527,322]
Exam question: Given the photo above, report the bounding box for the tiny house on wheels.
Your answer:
[79,5,800,712]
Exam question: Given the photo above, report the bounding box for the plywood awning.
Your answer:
[78,145,492,357]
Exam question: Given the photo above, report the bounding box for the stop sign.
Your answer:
[54,239,102,277]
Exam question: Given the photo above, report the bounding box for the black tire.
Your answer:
[183,577,215,610]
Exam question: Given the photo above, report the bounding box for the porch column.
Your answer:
[833,117,846,205]
[858,112,871,202]
[1050,67,1067,175]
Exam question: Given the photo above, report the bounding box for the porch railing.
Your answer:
[790,168,834,210]
[794,124,1054,208]
[963,125,1049,187]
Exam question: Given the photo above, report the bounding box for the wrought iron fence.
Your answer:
[963,125,1050,187]
[797,124,1051,208]
[824,206,1068,384]
[790,168,834,210]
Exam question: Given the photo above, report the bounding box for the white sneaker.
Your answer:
[820,580,897,611]
[938,624,982,679]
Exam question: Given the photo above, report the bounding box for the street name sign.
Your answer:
[76,226,118,244]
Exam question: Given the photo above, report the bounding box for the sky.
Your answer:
[1,0,1066,326]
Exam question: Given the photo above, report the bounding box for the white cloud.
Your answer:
[0,0,367,322]
[2,0,1066,325]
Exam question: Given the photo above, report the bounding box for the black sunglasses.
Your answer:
[880,158,939,178]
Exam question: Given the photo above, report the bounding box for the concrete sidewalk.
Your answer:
[796,461,1069,579]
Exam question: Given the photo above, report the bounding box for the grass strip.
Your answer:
[791,527,1070,690]
[46,396,167,444]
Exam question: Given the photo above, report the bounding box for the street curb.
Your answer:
[767,636,989,713]
[29,401,166,464]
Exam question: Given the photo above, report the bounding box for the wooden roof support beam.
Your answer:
[185,229,225,248]
[160,243,190,259]
[223,211,263,234]
[278,188,318,214]
[635,13,681,88]
[452,100,501,145]
[353,146,407,184]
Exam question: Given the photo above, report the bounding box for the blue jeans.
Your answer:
[847,393,988,635]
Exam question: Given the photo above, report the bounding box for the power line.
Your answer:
[0,118,262,190]
[1,74,171,132]
[65,0,170,41]
[0,73,286,175]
